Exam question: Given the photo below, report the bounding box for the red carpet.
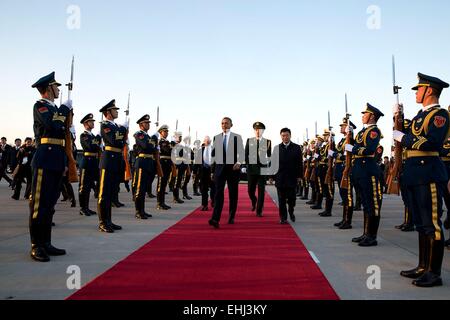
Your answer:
[68,185,339,300]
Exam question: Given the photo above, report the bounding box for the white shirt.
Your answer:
[203,145,212,166]
[222,130,231,150]
[41,98,56,107]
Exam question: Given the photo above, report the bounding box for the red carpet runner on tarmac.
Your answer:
[68,185,339,300]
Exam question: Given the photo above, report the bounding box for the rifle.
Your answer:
[123,92,132,182]
[155,106,160,128]
[325,111,335,185]
[64,55,79,183]
[386,55,403,195]
[310,122,318,182]
[340,93,352,189]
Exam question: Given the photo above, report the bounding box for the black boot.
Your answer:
[306,188,316,204]
[173,188,184,203]
[359,214,379,247]
[42,224,66,256]
[320,198,333,217]
[301,187,309,200]
[352,211,368,243]
[401,233,427,279]
[98,203,113,233]
[30,244,50,262]
[340,205,353,229]
[311,193,323,210]
[413,236,444,287]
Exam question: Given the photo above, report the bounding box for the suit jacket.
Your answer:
[211,132,244,177]
[273,142,303,189]
[0,144,12,167]
[245,137,272,176]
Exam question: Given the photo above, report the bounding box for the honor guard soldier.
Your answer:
[181,136,193,200]
[78,113,101,216]
[97,100,126,233]
[394,73,450,287]
[333,118,357,229]
[346,103,384,247]
[299,141,309,200]
[244,122,272,217]
[29,72,71,262]
[318,129,334,217]
[310,134,326,210]
[396,119,415,232]
[156,125,173,210]
[132,115,162,219]
[172,131,188,204]
[442,117,450,247]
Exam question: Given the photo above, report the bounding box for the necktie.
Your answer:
[257,139,260,164]
[223,134,227,164]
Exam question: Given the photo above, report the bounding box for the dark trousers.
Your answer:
[61,176,75,201]
[97,169,120,227]
[200,166,215,207]
[133,167,151,214]
[354,176,382,238]
[29,167,64,246]
[182,167,191,196]
[276,186,296,221]
[13,165,32,199]
[211,167,240,222]
[78,168,97,210]
[247,174,266,215]
[406,182,445,238]
[173,164,187,200]
[0,165,12,184]
[157,160,172,205]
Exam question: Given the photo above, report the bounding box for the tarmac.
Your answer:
[1,180,450,300]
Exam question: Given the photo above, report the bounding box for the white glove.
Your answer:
[393,130,405,142]
[393,103,403,115]
[306,155,311,160]
[121,121,129,129]
[345,144,354,152]
[241,167,247,174]
[313,153,319,159]
[62,99,73,110]
[345,125,353,134]
[69,125,76,136]
[328,150,335,158]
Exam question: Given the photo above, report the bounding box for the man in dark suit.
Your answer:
[244,122,272,217]
[273,128,303,224]
[208,117,245,228]
[0,137,13,186]
[198,136,215,211]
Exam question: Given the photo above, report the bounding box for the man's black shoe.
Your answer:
[228,218,235,224]
[43,243,66,256]
[147,193,156,198]
[30,246,50,262]
[80,209,91,216]
[339,222,352,230]
[183,195,193,200]
[201,206,209,211]
[173,198,184,204]
[110,223,122,230]
[413,272,443,287]
[280,220,289,225]
[156,205,169,210]
[135,213,148,220]
[11,194,19,200]
[99,224,114,233]
[401,224,415,232]
[358,237,378,247]
[352,234,366,243]
[400,267,426,279]
[289,214,296,222]
[88,209,97,216]
[395,223,405,230]
[334,220,344,227]
[209,219,219,229]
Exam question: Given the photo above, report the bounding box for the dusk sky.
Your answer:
[1,0,450,152]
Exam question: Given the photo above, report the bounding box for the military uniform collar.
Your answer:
[105,119,117,126]
[84,130,94,136]
[40,98,56,107]
[423,103,439,112]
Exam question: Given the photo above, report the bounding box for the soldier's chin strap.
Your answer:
[50,85,57,101]
[419,86,429,104]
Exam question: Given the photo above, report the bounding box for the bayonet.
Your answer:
[155,106,160,128]
[392,55,402,104]
[125,92,130,127]
[66,55,74,100]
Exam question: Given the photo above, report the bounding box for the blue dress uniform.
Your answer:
[132,115,159,219]
[97,100,125,233]
[396,119,415,232]
[156,125,173,210]
[350,104,384,247]
[441,136,450,246]
[399,73,450,287]
[334,119,357,229]
[299,141,309,199]
[29,72,70,262]
[78,113,102,216]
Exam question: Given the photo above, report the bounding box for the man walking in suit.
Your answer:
[273,128,303,224]
[208,117,244,228]
[244,122,272,217]
[198,136,215,211]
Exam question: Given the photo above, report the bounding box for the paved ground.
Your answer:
[1,180,450,300]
